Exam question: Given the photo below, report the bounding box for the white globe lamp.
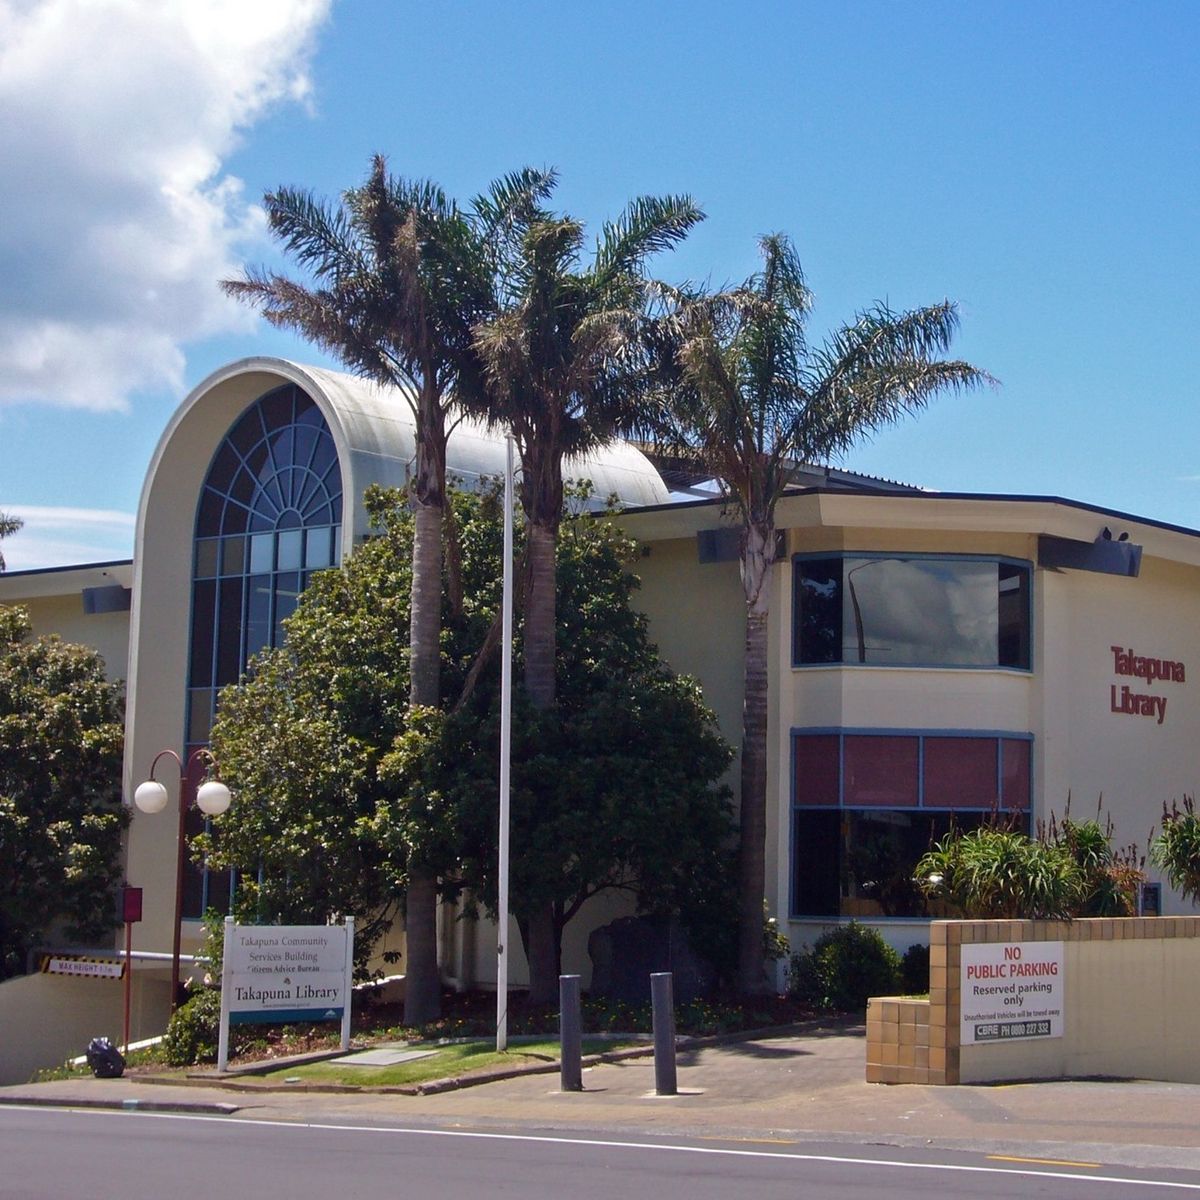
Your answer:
[196,779,232,817]
[133,779,170,815]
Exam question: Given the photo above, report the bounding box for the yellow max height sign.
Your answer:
[960,941,1064,1046]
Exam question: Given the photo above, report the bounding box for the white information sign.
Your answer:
[217,917,354,1072]
[960,940,1064,1046]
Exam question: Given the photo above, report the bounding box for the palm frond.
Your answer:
[640,236,992,524]
[259,187,366,282]
[0,509,21,571]
[472,166,558,240]
[592,195,704,285]
[756,233,812,315]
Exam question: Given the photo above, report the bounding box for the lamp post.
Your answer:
[496,433,514,1052]
[133,749,231,1012]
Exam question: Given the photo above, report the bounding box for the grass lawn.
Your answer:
[256,1037,637,1088]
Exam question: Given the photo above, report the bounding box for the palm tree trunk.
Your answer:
[524,520,557,708]
[409,497,443,710]
[403,870,441,1023]
[736,520,773,995]
[403,411,444,1027]
[522,517,560,1003]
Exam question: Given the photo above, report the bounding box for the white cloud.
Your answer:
[0,0,331,412]
[0,504,135,570]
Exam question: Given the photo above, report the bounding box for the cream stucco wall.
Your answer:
[962,927,1200,1084]
[0,970,172,1086]
[1034,554,1200,904]
[627,492,1200,960]
[0,562,133,683]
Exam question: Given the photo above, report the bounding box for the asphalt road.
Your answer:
[5,1107,1200,1199]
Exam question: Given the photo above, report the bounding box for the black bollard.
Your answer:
[559,974,583,1091]
[650,971,677,1095]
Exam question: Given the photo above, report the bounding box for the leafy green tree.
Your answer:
[646,234,991,993]
[467,189,703,1001]
[0,511,22,572]
[208,487,735,991]
[444,498,735,984]
[222,158,554,1023]
[207,488,424,970]
[0,606,126,979]
[1152,797,1200,904]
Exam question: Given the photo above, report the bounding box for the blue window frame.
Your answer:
[183,384,343,918]
[790,729,1033,920]
[793,553,1032,670]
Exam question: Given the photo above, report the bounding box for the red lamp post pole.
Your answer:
[137,748,227,1014]
[170,752,193,1012]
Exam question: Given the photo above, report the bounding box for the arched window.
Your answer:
[183,384,343,915]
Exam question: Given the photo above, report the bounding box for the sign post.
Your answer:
[119,885,143,1052]
[217,918,355,1073]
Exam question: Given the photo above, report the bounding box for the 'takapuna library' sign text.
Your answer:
[216,917,355,1072]
[1109,645,1185,725]
[960,941,1064,1046]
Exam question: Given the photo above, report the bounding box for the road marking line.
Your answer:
[989,1154,1101,1168]
[6,1107,1199,1191]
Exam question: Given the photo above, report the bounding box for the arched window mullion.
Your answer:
[186,383,343,921]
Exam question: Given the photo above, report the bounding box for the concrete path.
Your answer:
[4,1027,1200,1171]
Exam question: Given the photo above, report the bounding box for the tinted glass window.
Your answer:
[845,557,997,665]
[1002,738,1032,810]
[794,557,841,663]
[792,809,841,918]
[794,555,1031,669]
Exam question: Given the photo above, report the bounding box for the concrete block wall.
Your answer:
[867,917,1200,1086]
[866,996,951,1084]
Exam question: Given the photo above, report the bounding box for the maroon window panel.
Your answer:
[1001,738,1031,810]
[794,735,840,807]
[924,737,998,809]
[843,736,918,807]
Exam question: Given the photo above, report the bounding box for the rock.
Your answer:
[587,915,715,1004]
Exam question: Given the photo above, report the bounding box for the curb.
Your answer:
[0,1094,239,1116]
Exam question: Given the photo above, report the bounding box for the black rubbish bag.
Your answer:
[86,1037,126,1079]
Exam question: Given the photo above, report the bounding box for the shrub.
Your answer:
[787,922,901,1012]
[899,943,930,994]
[916,825,1084,919]
[1046,810,1144,916]
[162,987,221,1066]
[1152,797,1200,904]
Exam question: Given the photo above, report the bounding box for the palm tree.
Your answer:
[0,511,21,571]
[469,194,703,1002]
[648,233,992,994]
[223,158,554,1024]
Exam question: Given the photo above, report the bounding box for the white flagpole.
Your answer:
[496,434,514,1052]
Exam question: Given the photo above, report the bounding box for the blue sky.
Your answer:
[1,0,1197,569]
